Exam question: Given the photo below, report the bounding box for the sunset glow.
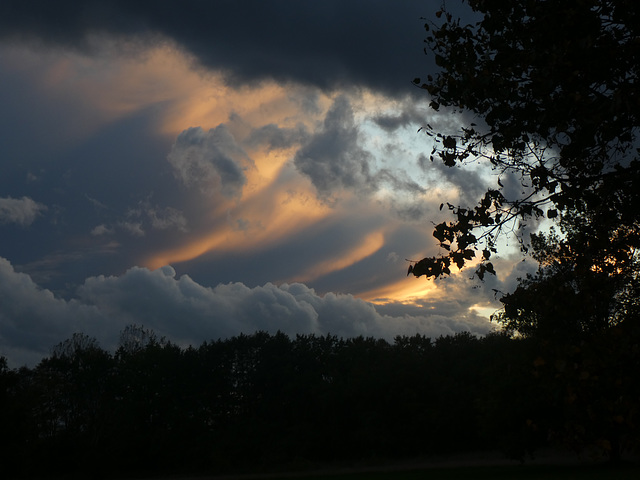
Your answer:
[0,3,513,366]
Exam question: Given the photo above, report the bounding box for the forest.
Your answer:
[1,323,638,478]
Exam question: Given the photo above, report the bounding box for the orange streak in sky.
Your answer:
[145,187,330,270]
[358,275,439,305]
[294,231,386,283]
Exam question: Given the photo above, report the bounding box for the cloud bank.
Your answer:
[0,256,495,367]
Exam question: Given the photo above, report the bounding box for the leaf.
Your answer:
[442,136,457,149]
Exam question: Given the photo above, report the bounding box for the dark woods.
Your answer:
[1,324,638,478]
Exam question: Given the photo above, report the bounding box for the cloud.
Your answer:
[118,221,145,237]
[418,154,489,208]
[0,257,494,367]
[294,95,374,199]
[0,1,431,96]
[0,257,104,366]
[0,196,47,226]
[373,104,431,133]
[91,224,114,236]
[245,123,309,151]
[167,126,249,198]
[126,202,188,232]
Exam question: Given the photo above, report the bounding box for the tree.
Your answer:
[409,0,640,282]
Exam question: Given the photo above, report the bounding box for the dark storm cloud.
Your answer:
[0,0,435,96]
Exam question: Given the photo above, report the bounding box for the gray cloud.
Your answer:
[418,153,489,208]
[245,123,309,151]
[294,96,374,199]
[126,202,188,233]
[0,1,434,97]
[0,196,47,226]
[373,103,431,133]
[167,126,249,198]
[0,257,105,366]
[0,257,493,367]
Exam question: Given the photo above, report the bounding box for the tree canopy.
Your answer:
[410,0,640,287]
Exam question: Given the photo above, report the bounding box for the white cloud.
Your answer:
[0,196,46,226]
[0,257,494,367]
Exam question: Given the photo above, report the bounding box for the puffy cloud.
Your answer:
[0,196,46,226]
[0,257,104,366]
[0,257,494,367]
[167,125,249,197]
[294,96,374,199]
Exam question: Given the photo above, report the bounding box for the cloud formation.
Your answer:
[0,2,535,371]
[168,126,249,198]
[0,1,431,96]
[294,96,374,199]
[0,196,47,226]
[0,257,495,367]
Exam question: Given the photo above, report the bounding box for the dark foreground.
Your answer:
[144,462,640,480]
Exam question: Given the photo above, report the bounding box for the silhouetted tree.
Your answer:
[409,0,640,281]
[6,328,567,477]
[30,334,114,474]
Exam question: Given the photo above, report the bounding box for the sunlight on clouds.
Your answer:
[294,231,386,283]
[2,39,483,310]
[145,183,331,270]
[242,147,297,198]
[359,275,439,306]
[6,40,325,139]
[469,303,500,319]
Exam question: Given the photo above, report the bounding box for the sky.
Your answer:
[0,0,536,366]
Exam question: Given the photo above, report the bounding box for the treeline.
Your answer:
[1,325,637,478]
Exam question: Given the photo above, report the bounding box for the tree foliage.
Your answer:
[0,329,551,477]
[3,327,639,476]
[410,0,640,281]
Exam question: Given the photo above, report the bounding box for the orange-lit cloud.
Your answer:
[145,177,331,270]
[294,230,386,283]
[4,41,491,313]
[359,275,439,305]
